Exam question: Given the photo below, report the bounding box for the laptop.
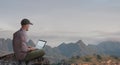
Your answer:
[35,40,47,49]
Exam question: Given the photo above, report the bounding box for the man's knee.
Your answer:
[37,49,45,56]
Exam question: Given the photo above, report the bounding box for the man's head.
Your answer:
[21,19,33,31]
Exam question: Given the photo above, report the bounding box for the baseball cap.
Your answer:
[21,19,33,25]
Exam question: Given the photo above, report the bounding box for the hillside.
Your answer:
[88,41,120,57]
[67,55,120,65]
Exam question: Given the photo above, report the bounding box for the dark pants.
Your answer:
[24,49,45,61]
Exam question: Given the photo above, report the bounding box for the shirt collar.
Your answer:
[20,28,26,32]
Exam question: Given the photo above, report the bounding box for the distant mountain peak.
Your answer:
[0,38,5,41]
[76,40,83,43]
[76,40,86,46]
[58,42,67,47]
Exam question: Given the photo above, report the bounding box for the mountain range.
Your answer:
[0,38,120,63]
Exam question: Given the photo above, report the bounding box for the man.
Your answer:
[13,19,45,64]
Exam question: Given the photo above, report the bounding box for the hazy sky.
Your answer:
[0,0,120,47]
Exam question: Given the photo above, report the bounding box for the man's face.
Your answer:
[24,24,30,31]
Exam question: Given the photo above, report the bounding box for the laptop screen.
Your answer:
[35,40,47,49]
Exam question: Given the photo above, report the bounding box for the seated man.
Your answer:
[12,19,45,64]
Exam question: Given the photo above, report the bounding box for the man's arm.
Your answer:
[19,32,30,52]
[20,32,36,52]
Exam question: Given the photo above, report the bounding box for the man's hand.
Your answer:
[28,47,36,52]
[28,46,32,48]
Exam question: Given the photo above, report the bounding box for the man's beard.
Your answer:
[26,29,29,31]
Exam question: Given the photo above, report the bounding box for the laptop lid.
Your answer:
[35,40,47,49]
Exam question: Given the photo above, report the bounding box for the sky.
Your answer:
[0,0,120,47]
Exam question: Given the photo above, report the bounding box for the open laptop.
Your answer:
[35,40,47,49]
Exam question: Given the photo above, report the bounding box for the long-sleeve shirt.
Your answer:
[13,28,29,60]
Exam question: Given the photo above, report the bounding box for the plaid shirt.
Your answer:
[13,28,29,60]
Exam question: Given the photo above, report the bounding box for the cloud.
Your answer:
[0,28,2,31]
[0,29,14,39]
